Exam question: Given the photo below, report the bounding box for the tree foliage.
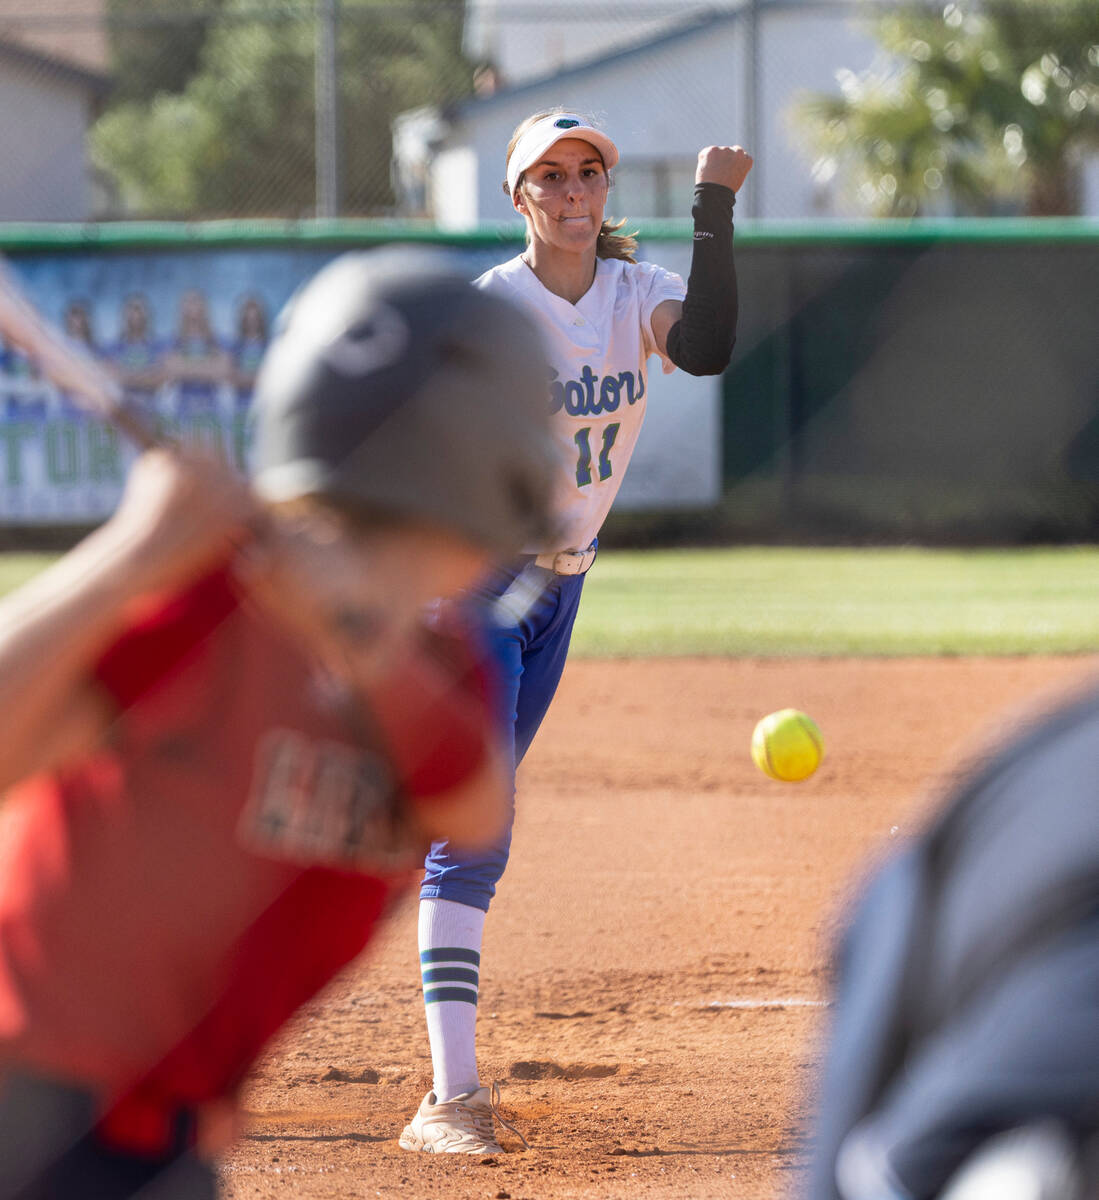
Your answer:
[105,0,232,104]
[93,0,474,218]
[794,0,1099,217]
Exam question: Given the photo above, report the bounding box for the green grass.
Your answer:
[0,554,57,597]
[5,546,1099,658]
[569,546,1099,658]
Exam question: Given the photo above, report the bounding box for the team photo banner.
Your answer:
[0,243,719,525]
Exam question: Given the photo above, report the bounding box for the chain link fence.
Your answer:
[2,2,1099,542]
[0,2,1095,224]
[1,0,476,221]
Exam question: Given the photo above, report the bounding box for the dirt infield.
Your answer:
[222,655,1095,1200]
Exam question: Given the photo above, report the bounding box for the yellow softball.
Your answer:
[751,709,824,782]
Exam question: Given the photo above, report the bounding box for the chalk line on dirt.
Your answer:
[697,998,830,1009]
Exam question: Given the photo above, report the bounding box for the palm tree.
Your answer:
[794,0,1099,217]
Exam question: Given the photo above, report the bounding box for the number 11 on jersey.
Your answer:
[574,422,620,487]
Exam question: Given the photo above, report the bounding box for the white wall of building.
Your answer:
[423,7,878,227]
[431,146,481,231]
[613,240,722,511]
[1081,155,1099,218]
[759,9,880,217]
[464,0,693,86]
[439,19,748,231]
[0,62,93,221]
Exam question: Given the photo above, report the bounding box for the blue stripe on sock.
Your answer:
[421,967,479,986]
[420,947,481,966]
[424,986,479,1006]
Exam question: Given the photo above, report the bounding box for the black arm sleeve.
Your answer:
[665,182,739,377]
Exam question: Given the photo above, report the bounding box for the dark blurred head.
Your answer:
[251,248,561,560]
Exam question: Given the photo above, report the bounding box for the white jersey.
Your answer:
[475,254,686,553]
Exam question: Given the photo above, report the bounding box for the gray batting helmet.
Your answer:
[251,249,560,556]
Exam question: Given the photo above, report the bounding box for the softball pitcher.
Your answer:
[398,110,753,1154]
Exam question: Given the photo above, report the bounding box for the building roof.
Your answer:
[0,35,110,95]
[450,7,740,118]
[0,0,108,73]
[450,0,867,120]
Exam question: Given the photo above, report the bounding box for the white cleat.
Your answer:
[398,1082,527,1154]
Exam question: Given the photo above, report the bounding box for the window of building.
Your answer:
[610,159,698,219]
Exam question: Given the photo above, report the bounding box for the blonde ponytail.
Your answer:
[596,218,637,263]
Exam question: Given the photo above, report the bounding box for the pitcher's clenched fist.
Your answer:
[696,145,754,194]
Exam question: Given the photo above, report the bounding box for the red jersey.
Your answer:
[0,567,492,1152]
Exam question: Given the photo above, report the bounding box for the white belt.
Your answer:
[532,545,597,576]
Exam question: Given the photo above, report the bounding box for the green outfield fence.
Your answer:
[3,216,1099,251]
[3,218,1099,546]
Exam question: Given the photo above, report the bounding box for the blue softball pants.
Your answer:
[420,560,587,912]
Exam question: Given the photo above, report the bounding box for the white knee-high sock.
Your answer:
[418,898,486,1103]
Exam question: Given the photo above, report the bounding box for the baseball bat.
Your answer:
[0,258,159,451]
[491,561,556,627]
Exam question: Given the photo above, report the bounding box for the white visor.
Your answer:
[506,114,619,199]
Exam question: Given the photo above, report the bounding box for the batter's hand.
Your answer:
[696,145,754,194]
[111,448,258,594]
